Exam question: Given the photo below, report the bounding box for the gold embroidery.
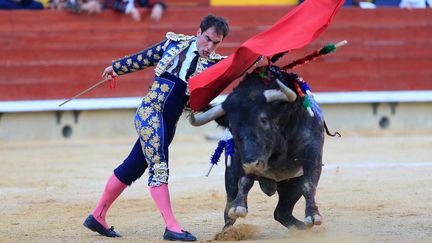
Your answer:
[144,106,152,115]
[151,121,160,130]
[149,91,157,99]
[153,162,168,184]
[114,62,121,69]
[161,55,170,62]
[199,58,208,65]
[168,48,177,55]
[195,61,205,76]
[153,103,161,112]
[160,84,170,92]
[121,65,128,72]
[151,82,160,90]
[133,62,140,69]
[139,107,150,120]
[153,54,161,60]
[147,49,153,57]
[155,164,167,177]
[152,135,160,143]
[151,115,160,124]
[209,52,227,61]
[153,154,161,162]
[126,58,132,66]
[144,96,152,104]
[143,127,153,141]
[143,59,150,66]
[137,54,143,61]
[147,115,155,126]
[157,94,165,102]
[154,39,191,76]
[165,32,194,42]
[135,120,141,130]
[150,136,160,150]
[140,128,148,141]
[145,146,154,158]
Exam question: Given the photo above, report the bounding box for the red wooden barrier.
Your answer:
[0,7,431,101]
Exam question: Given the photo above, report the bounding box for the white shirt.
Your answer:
[166,40,198,82]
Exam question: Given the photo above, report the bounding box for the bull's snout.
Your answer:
[243,160,266,175]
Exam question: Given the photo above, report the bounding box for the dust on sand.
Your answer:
[214,224,259,241]
[1,131,432,242]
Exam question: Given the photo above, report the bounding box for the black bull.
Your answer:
[190,66,334,230]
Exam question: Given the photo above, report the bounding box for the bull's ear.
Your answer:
[286,72,299,82]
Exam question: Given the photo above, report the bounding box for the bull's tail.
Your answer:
[324,121,341,137]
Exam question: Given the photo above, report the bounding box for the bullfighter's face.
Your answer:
[196,26,223,58]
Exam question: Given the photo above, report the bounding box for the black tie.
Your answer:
[185,51,199,81]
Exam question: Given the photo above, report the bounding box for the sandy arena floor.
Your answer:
[1,130,431,242]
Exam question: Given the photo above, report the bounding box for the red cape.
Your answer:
[189,0,345,111]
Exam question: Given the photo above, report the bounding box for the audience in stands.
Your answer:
[0,0,48,9]
[64,0,166,21]
[399,0,431,8]
[0,0,166,22]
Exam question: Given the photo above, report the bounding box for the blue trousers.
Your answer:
[114,73,188,186]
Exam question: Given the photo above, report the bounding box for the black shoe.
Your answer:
[83,215,121,238]
[163,228,197,241]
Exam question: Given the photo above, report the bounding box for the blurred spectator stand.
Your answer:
[1,7,431,103]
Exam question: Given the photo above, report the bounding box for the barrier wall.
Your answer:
[1,8,431,102]
[1,8,431,140]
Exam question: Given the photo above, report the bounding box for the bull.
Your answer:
[190,65,335,230]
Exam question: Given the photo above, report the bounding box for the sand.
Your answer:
[1,130,431,242]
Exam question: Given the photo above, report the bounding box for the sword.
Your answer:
[58,77,110,107]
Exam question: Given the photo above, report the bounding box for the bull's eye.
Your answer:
[259,114,270,129]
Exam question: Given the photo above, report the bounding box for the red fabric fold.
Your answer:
[189,0,345,111]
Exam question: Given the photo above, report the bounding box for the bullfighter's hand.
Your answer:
[102,65,118,80]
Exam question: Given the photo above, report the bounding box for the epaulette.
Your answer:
[209,53,226,61]
[165,32,194,42]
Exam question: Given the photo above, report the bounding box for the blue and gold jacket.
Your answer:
[112,32,225,80]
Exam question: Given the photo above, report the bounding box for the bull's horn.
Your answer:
[263,89,289,102]
[275,79,297,102]
[189,104,225,126]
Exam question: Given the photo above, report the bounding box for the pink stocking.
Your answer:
[150,183,183,233]
[91,174,127,229]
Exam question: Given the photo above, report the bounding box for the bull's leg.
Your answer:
[223,153,246,229]
[301,158,323,228]
[227,175,254,221]
[274,177,306,230]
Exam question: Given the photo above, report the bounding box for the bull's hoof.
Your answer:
[305,214,322,228]
[228,206,248,219]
